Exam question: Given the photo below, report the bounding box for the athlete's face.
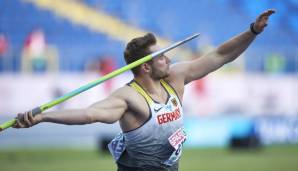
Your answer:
[149,45,171,79]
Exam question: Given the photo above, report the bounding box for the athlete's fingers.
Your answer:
[266,9,275,15]
[15,114,25,128]
[19,113,27,128]
[23,111,31,127]
[257,9,275,23]
[28,111,35,125]
[260,9,275,18]
[12,120,19,128]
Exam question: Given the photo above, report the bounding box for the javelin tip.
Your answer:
[151,33,200,58]
[188,33,200,39]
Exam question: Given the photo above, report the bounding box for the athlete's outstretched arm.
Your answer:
[170,9,275,84]
[13,88,128,128]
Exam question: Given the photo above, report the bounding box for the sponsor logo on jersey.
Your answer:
[154,106,163,113]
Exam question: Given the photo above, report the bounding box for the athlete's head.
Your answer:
[124,33,170,79]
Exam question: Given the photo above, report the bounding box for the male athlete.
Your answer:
[14,9,275,171]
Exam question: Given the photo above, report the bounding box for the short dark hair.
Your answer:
[124,33,157,75]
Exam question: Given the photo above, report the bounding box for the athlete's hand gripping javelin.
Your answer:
[13,111,41,128]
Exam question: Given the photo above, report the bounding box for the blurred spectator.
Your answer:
[85,55,117,93]
[99,57,116,93]
[0,33,9,71]
[21,28,59,73]
[0,34,8,55]
[191,52,207,96]
[183,54,212,116]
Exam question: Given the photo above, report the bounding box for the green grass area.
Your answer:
[1,145,298,171]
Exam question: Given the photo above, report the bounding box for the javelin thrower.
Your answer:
[9,9,274,171]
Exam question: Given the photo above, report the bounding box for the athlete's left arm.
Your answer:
[170,9,275,85]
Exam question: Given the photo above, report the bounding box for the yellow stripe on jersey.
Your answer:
[160,80,176,96]
[130,82,154,105]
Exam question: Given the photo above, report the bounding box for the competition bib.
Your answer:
[163,128,187,166]
[168,128,187,150]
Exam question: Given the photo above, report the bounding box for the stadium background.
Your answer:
[0,0,298,170]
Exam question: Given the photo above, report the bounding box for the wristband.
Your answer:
[250,22,260,35]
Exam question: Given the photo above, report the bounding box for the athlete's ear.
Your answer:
[141,63,152,73]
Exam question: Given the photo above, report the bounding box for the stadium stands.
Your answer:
[0,0,297,72]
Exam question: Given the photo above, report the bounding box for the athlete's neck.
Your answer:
[134,76,162,95]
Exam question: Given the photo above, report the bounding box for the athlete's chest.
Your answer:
[128,90,182,124]
[153,97,182,125]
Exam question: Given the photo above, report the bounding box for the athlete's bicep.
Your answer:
[86,93,128,124]
[170,52,225,84]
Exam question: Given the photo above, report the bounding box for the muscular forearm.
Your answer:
[40,109,92,125]
[216,29,256,63]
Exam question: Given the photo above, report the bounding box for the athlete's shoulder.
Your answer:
[110,84,148,113]
[110,84,139,100]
